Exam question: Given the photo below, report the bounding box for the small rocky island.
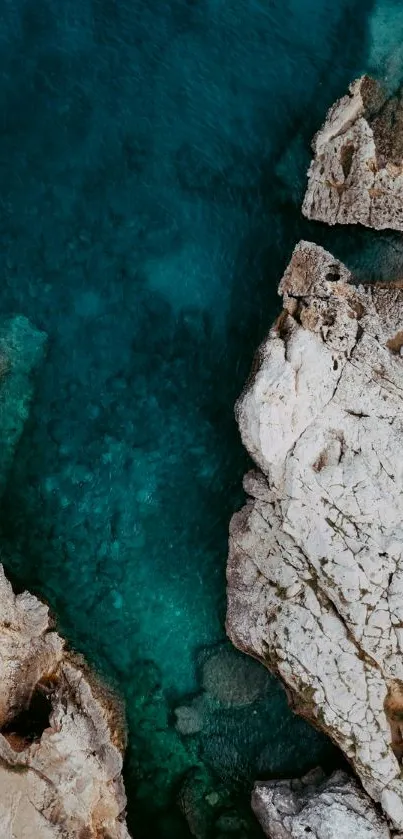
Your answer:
[0,315,129,838]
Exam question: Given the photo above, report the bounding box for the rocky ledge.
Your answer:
[227,240,403,830]
[302,75,403,230]
[0,566,129,839]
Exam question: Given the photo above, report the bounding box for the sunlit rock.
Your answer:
[252,769,391,839]
[0,567,129,839]
[302,75,403,230]
[227,240,403,828]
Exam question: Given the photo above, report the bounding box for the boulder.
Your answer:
[252,769,391,839]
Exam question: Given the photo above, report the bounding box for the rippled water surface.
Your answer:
[0,0,402,835]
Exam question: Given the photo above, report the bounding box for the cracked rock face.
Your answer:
[252,769,391,839]
[227,240,403,829]
[0,566,129,839]
[302,75,403,230]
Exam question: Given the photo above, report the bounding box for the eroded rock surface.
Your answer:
[252,769,391,839]
[0,567,129,839]
[227,240,403,828]
[302,75,403,230]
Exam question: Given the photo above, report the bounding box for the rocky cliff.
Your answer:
[252,769,392,839]
[0,568,129,839]
[227,240,403,831]
[0,314,130,839]
[302,75,403,230]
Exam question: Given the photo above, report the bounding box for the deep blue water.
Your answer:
[0,0,403,836]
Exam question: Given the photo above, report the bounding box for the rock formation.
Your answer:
[252,768,391,839]
[0,314,130,838]
[226,240,403,829]
[0,568,129,838]
[302,75,403,230]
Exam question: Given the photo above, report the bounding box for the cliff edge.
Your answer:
[227,240,403,830]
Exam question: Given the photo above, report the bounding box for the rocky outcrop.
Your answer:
[0,565,129,839]
[302,75,403,230]
[227,240,403,829]
[252,769,391,839]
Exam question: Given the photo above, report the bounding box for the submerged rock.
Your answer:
[0,566,130,839]
[227,241,403,828]
[178,766,255,839]
[0,314,47,492]
[302,75,403,230]
[174,700,204,735]
[252,769,391,839]
[178,767,224,839]
[201,645,269,707]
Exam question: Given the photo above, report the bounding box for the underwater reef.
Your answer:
[0,315,129,838]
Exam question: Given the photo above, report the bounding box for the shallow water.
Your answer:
[0,0,403,836]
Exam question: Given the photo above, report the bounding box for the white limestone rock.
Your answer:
[252,769,391,839]
[0,566,63,728]
[302,75,403,230]
[0,566,130,839]
[227,240,403,828]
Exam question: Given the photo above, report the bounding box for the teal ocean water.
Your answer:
[0,0,403,836]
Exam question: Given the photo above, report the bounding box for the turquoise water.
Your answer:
[0,0,403,836]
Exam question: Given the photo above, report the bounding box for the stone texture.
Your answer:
[252,769,391,839]
[302,75,403,230]
[0,566,130,839]
[227,240,403,828]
